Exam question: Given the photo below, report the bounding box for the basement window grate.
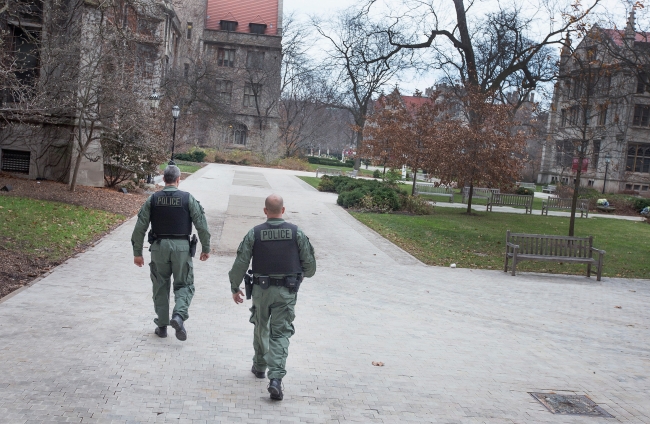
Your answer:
[1,149,30,174]
[529,393,613,417]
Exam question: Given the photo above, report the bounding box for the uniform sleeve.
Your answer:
[131,196,152,257]
[297,229,317,278]
[189,195,211,254]
[228,229,255,293]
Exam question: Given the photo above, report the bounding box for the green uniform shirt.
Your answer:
[228,218,316,294]
[131,186,211,257]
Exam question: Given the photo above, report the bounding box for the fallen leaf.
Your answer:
[615,306,622,309]
[372,361,384,367]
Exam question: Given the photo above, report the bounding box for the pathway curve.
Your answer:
[1,164,649,423]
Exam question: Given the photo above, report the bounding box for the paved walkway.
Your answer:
[1,164,649,424]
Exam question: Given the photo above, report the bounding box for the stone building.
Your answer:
[539,11,650,195]
[0,0,182,187]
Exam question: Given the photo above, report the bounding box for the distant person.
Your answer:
[131,165,211,341]
[229,194,316,401]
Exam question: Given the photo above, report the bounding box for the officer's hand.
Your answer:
[232,290,244,304]
[134,256,144,267]
[200,252,210,261]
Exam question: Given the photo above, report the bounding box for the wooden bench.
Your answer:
[517,182,536,190]
[504,230,605,281]
[315,168,343,177]
[542,184,556,194]
[414,183,454,202]
[462,187,500,203]
[541,197,589,218]
[346,169,358,178]
[487,193,534,214]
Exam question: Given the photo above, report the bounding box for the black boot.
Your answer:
[268,379,283,400]
[251,365,265,379]
[170,314,187,341]
[154,326,167,338]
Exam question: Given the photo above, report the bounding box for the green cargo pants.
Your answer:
[249,284,297,380]
[149,239,194,327]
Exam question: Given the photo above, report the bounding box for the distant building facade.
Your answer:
[539,11,650,195]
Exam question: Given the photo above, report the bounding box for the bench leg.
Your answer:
[504,254,509,272]
[596,253,604,281]
[587,262,591,278]
[511,254,517,276]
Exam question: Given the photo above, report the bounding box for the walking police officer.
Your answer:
[229,194,316,401]
[131,165,211,341]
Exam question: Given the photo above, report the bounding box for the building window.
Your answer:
[217,48,235,67]
[642,185,649,191]
[588,179,595,187]
[216,80,232,104]
[561,177,569,184]
[187,22,193,39]
[598,105,607,126]
[246,51,265,69]
[567,106,579,126]
[11,26,39,92]
[1,149,30,173]
[592,140,600,169]
[555,140,574,168]
[224,123,247,145]
[560,109,567,127]
[626,143,650,173]
[637,72,648,94]
[220,20,237,31]
[243,83,261,107]
[249,23,267,34]
[633,104,650,126]
[184,63,189,79]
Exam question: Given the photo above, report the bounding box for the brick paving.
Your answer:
[1,164,649,423]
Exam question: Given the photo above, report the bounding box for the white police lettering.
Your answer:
[261,228,293,241]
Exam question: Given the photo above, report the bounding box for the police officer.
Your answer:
[131,165,211,341]
[229,194,316,401]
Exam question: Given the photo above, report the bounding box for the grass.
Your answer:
[0,197,123,261]
[159,162,202,173]
[352,206,650,279]
[298,176,321,189]
[306,163,375,177]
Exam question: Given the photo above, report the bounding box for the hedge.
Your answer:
[307,156,354,168]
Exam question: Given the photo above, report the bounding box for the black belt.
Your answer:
[157,235,190,240]
[253,276,286,286]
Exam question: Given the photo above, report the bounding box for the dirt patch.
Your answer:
[0,173,153,300]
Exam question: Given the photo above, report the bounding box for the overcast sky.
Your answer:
[281,0,637,97]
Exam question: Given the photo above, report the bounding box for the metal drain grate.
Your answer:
[530,393,613,417]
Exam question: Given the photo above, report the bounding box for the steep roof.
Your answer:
[205,0,280,35]
[602,29,650,47]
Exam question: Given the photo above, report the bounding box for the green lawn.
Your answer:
[352,207,650,279]
[0,197,123,261]
[306,163,375,177]
[159,162,202,173]
[298,176,321,189]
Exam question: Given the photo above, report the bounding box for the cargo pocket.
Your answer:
[249,305,257,325]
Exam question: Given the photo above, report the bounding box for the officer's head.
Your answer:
[163,165,181,186]
[264,194,285,218]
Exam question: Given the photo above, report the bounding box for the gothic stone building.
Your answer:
[539,11,650,195]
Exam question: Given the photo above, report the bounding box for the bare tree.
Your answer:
[313,6,413,170]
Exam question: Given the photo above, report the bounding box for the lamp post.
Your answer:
[169,105,180,165]
[149,89,161,109]
[147,89,162,184]
[602,155,611,194]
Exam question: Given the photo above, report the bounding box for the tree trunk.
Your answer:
[466,181,474,214]
[411,169,417,195]
[568,160,583,237]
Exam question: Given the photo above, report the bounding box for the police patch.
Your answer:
[260,228,293,241]
[156,196,182,207]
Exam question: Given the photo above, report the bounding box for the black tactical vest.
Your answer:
[252,222,302,275]
[150,190,192,236]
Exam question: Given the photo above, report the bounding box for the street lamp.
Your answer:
[169,105,180,165]
[602,155,611,194]
[149,89,161,109]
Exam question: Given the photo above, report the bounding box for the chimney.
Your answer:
[625,9,636,43]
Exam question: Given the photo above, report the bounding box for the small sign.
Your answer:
[572,157,589,172]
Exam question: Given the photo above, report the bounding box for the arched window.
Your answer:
[224,123,247,146]
[627,143,650,173]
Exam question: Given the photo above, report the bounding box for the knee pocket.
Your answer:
[249,305,257,325]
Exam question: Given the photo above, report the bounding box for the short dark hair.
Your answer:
[163,165,181,184]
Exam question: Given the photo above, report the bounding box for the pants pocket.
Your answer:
[249,305,257,325]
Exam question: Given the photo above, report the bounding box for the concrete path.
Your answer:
[1,163,649,424]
